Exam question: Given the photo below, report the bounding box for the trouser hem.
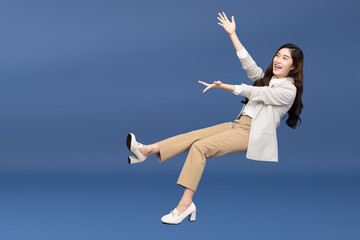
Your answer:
[177,178,198,192]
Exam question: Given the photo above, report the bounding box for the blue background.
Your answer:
[0,0,359,239]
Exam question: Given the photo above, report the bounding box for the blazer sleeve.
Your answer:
[236,48,265,81]
[233,82,297,106]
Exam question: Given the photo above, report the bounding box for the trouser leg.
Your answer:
[176,115,252,192]
[155,122,233,163]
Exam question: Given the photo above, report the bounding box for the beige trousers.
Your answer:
[155,114,252,192]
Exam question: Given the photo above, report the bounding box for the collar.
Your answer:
[271,76,294,85]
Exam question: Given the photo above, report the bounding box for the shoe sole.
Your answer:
[161,222,180,225]
[126,133,132,152]
[127,134,133,164]
[161,215,196,224]
[161,219,195,225]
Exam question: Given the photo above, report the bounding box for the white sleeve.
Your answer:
[236,48,265,82]
[236,48,248,59]
[232,85,243,95]
[236,83,297,106]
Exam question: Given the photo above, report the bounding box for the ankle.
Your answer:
[139,145,149,157]
[138,143,158,158]
[145,144,158,156]
[150,144,159,155]
[179,199,192,207]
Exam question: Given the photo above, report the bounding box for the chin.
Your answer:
[273,70,280,76]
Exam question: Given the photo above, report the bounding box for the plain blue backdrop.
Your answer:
[0,0,359,239]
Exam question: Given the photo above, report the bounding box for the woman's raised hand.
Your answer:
[198,80,222,93]
[217,12,236,35]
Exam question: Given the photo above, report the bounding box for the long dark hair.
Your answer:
[241,43,304,129]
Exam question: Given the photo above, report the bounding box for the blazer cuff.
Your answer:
[236,48,248,59]
[232,85,243,95]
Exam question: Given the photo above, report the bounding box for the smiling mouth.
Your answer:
[274,64,282,71]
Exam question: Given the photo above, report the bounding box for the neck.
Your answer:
[273,75,287,79]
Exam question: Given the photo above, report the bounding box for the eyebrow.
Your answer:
[277,52,290,58]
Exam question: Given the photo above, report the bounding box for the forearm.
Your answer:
[218,82,236,92]
[229,32,244,52]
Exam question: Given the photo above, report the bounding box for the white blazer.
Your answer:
[233,48,297,162]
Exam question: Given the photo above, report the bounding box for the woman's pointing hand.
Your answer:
[198,80,222,93]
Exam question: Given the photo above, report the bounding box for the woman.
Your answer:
[126,12,304,224]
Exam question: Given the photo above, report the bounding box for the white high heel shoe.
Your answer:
[128,156,144,164]
[126,133,147,164]
[161,202,196,224]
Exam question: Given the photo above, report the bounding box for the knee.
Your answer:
[190,141,212,159]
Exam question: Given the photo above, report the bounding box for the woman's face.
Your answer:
[273,48,295,79]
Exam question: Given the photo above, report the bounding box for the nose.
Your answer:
[274,57,280,64]
[274,58,281,65]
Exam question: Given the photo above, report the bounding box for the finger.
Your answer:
[203,84,214,93]
[222,12,229,22]
[218,22,224,27]
[217,16,224,23]
[232,16,235,23]
[198,80,209,86]
[218,12,225,22]
[203,86,211,93]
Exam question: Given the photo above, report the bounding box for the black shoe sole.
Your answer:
[126,133,132,152]
[161,222,180,225]
[161,219,195,225]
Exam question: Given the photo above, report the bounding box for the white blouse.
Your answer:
[233,48,289,118]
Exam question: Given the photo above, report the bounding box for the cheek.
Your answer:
[284,62,292,70]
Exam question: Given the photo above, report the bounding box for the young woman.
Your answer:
[126,12,304,224]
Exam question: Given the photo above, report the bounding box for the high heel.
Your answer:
[128,156,143,164]
[188,211,196,222]
[161,202,196,224]
[126,133,146,164]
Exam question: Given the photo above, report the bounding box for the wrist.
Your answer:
[229,31,237,37]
